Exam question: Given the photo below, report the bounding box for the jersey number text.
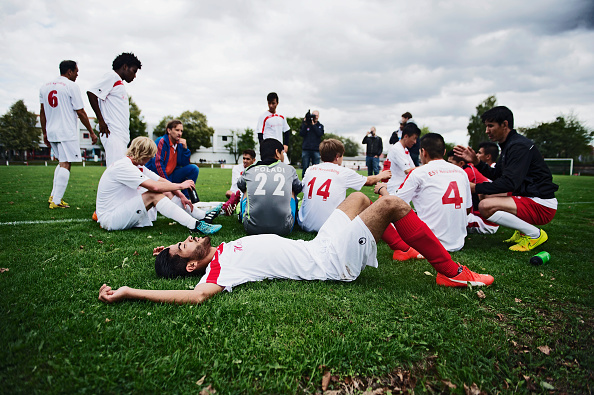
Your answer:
[306,177,332,201]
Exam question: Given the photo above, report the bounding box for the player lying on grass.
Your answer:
[96,136,221,234]
[98,193,494,306]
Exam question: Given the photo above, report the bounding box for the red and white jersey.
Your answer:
[229,163,246,194]
[96,157,159,218]
[396,159,472,251]
[386,142,415,194]
[298,162,367,232]
[256,111,290,143]
[39,76,84,142]
[88,71,130,143]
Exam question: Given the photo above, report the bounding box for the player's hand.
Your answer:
[453,145,478,165]
[98,284,129,304]
[90,132,98,144]
[179,180,195,190]
[378,170,391,180]
[470,182,476,194]
[180,196,193,211]
[374,182,387,195]
[43,133,51,148]
[99,120,111,137]
[153,246,165,256]
[179,138,187,149]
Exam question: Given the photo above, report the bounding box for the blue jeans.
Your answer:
[169,164,199,198]
[366,156,380,176]
[301,149,320,178]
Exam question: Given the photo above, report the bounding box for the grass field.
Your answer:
[0,165,592,394]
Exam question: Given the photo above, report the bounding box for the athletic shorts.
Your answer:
[50,141,82,163]
[467,212,499,234]
[100,134,129,167]
[98,194,153,231]
[308,210,378,281]
[513,196,556,225]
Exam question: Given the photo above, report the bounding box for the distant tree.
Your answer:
[0,100,39,160]
[287,116,303,164]
[225,127,256,163]
[520,114,593,160]
[128,97,147,140]
[322,133,361,157]
[467,95,497,149]
[154,111,214,150]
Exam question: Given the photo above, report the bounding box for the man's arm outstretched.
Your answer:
[98,283,224,305]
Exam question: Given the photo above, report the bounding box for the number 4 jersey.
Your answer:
[395,159,472,251]
[298,162,367,232]
[39,76,85,142]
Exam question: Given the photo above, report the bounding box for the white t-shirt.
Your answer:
[298,162,367,232]
[88,71,130,143]
[386,142,415,194]
[229,163,246,194]
[395,159,472,251]
[96,157,159,218]
[39,76,84,142]
[256,111,290,143]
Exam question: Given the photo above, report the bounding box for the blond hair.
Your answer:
[126,137,157,162]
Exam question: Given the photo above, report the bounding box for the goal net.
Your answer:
[544,158,573,175]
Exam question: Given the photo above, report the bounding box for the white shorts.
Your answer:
[98,194,153,231]
[100,134,129,167]
[309,210,378,281]
[50,140,82,163]
[467,212,499,234]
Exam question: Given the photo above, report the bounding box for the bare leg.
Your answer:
[336,192,372,221]
[358,195,411,242]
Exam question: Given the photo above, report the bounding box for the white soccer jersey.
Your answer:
[39,76,84,142]
[257,111,290,143]
[96,157,159,219]
[298,162,367,232]
[396,159,472,251]
[386,142,415,194]
[229,163,245,194]
[88,71,130,143]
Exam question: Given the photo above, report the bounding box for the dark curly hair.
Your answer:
[112,52,142,71]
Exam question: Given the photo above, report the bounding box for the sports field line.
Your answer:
[0,218,93,226]
[558,202,594,205]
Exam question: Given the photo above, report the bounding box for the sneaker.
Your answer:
[509,230,548,251]
[203,203,223,224]
[92,211,98,221]
[436,265,494,287]
[191,220,222,235]
[49,200,68,209]
[222,191,241,216]
[392,247,424,261]
[503,230,524,243]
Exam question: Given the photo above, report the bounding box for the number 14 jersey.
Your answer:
[298,162,367,232]
[395,159,472,251]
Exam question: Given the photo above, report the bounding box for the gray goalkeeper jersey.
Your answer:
[237,161,302,236]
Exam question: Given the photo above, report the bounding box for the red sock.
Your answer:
[393,210,460,277]
[382,223,410,251]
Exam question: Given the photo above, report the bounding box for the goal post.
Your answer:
[544,158,573,175]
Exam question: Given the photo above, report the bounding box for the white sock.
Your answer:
[155,198,196,229]
[487,211,540,238]
[53,167,70,203]
[51,165,60,198]
[170,196,206,220]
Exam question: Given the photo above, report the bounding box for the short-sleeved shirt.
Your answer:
[298,162,367,232]
[96,157,159,219]
[256,111,290,143]
[386,142,415,194]
[229,163,246,194]
[39,76,84,142]
[88,71,130,143]
[396,159,472,251]
[237,161,302,235]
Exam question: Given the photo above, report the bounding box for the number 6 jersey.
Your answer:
[39,76,85,142]
[395,159,472,251]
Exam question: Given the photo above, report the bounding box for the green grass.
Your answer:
[0,166,592,393]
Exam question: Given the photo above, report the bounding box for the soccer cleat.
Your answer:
[392,247,424,261]
[203,203,223,224]
[92,211,98,221]
[503,230,524,243]
[509,230,548,252]
[48,195,52,203]
[49,200,68,209]
[191,220,222,235]
[221,191,241,216]
[436,265,494,288]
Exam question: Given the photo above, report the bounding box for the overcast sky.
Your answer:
[1,0,593,146]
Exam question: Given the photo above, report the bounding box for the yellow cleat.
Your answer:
[49,201,69,209]
[509,230,548,251]
[503,230,524,243]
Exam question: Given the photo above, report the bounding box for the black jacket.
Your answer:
[362,135,383,157]
[300,122,324,151]
[475,130,558,199]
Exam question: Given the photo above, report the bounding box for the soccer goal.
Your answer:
[544,158,573,175]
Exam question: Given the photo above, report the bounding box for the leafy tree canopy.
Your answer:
[128,97,147,140]
[322,133,361,157]
[0,100,40,158]
[154,111,214,150]
[225,127,256,163]
[467,95,497,149]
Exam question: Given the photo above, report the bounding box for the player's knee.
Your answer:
[478,200,495,218]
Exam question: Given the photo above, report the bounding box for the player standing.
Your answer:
[256,92,291,164]
[39,60,97,209]
[87,52,142,167]
[298,139,391,232]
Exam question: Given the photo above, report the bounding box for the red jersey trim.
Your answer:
[260,113,285,134]
[113,80,123,87]
[205,243,225,284]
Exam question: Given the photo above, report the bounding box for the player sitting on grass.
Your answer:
[298,138,391,232]
[96,137,221,234]
[454,106,558,251]
[98,192,495,306]
[221,149,256,216]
